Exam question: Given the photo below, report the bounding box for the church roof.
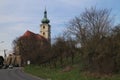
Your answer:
[41,9,50,24]
[20,30,48,42]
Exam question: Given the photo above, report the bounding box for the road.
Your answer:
[0,68,43,80]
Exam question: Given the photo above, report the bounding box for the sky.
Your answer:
[0,0,120,56]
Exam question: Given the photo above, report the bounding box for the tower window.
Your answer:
[43,32,45,35]
[43,26,45,29]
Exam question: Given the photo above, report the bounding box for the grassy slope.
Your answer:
[24,65,120,80]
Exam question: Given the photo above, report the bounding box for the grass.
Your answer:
[24,65,120,80]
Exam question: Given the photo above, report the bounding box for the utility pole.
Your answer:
[0,41,4,57]
[4,49,7,59]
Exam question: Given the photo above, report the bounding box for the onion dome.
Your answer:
[41,9,50,24]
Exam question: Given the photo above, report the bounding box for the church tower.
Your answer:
[40,9,51,43]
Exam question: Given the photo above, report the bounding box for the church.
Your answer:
[19,9,51,65]
[24,9,51,43]
[40,9,51,43]
[5,9,52,66]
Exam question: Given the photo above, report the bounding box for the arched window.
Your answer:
[43,32,45,35]
[43,26,45,29]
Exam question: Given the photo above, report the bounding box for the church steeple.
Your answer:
[40,8,51,43]
[41,9,50,24]
[44,9,47,18]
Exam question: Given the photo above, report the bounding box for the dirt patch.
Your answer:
[83,71,112,78]
[61,66,73,72]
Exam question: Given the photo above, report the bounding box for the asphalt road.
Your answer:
[0,68,43,80]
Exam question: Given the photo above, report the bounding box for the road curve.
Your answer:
[0,68,43,80]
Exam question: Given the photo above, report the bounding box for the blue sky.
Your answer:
[0,0,120,56]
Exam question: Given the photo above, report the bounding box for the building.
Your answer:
[5,9,51,66]
[40,9,51,43]
[21,9,51,44]
[19,9,51,65]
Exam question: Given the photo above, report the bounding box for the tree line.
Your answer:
[13,7,120,74]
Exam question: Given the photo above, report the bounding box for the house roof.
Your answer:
[20,30,48,42]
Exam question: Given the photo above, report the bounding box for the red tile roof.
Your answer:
[20,30,48,41]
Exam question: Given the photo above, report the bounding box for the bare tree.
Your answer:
[13,34,51,65]
[67,7,112,47]
[67,7,115,73]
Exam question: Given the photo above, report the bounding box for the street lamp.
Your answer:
[0,41,5,57]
